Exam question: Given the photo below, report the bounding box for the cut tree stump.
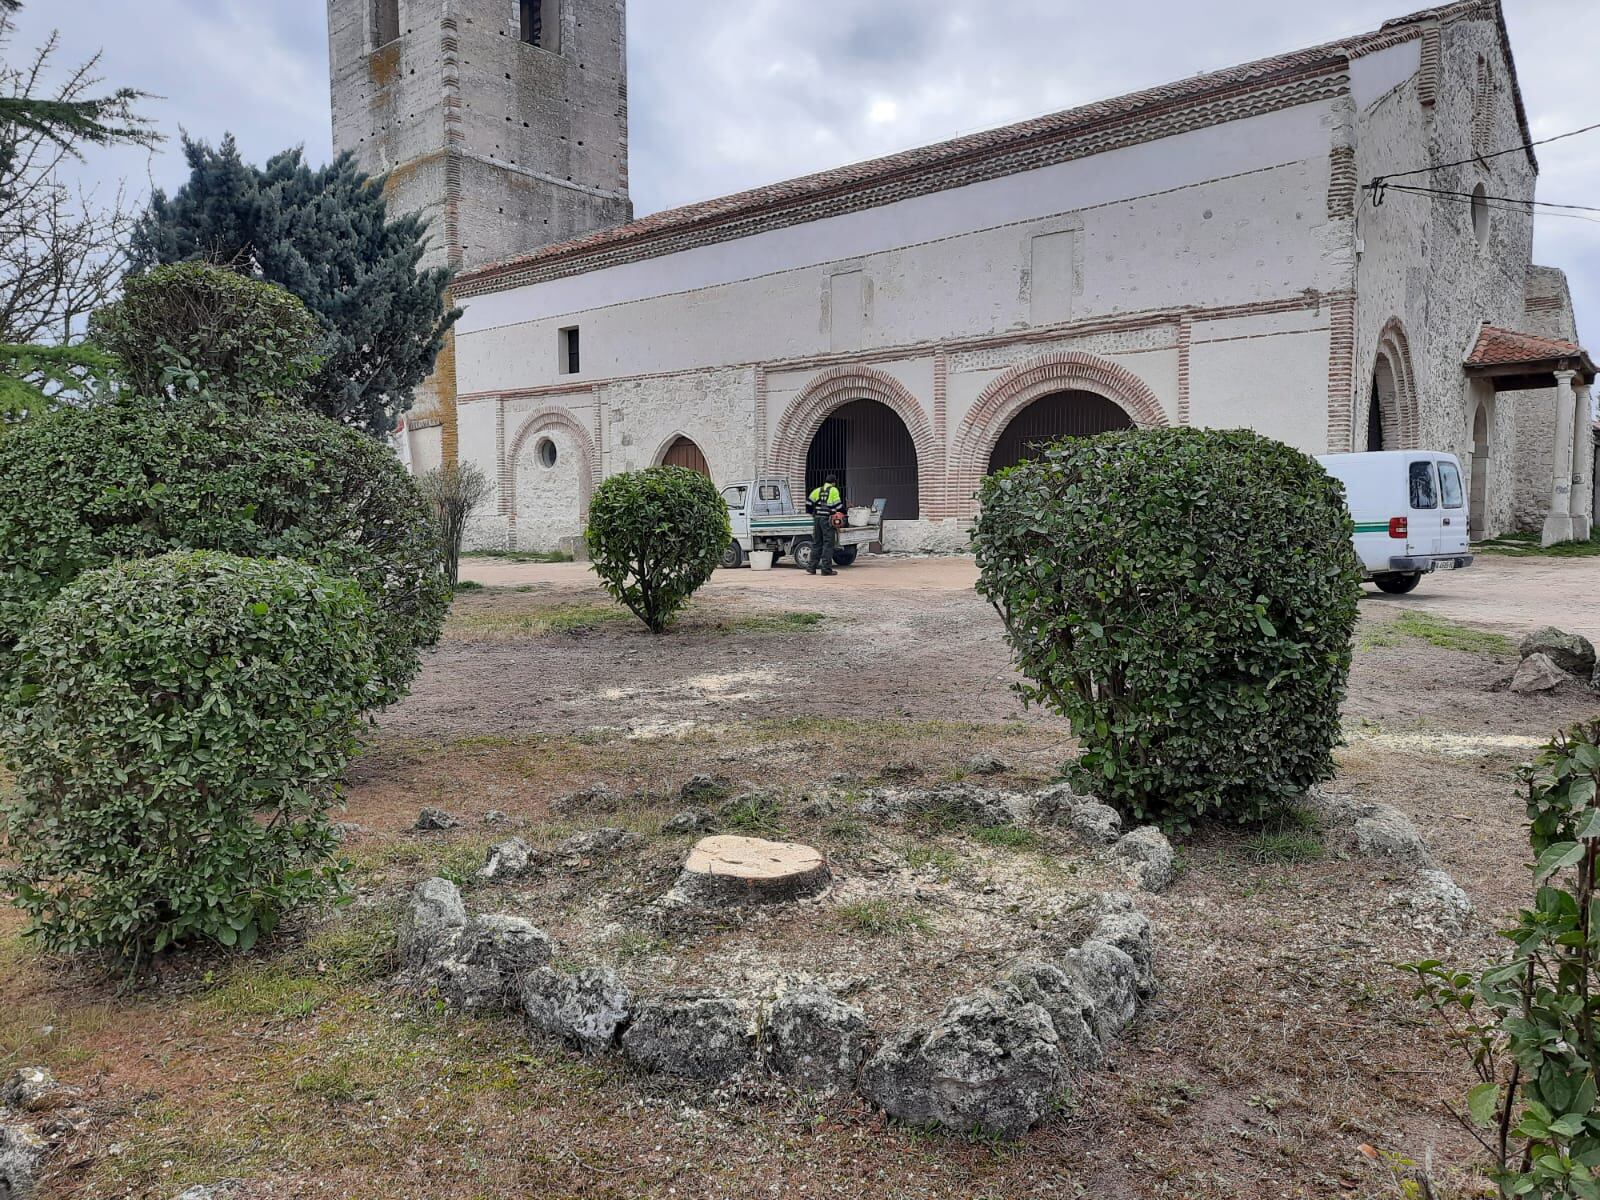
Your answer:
[674,835,831,906]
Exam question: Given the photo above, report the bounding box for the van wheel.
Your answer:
[720,540,744,570]
[1375,572,1422,595]
[791,539,815,571]
[832,546,858,567]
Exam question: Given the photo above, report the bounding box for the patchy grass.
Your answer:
[720,792,784,836]
[836,899,933,937]
[1242,807,1325,865]
[1360,611,1514,657]
[1475,531,1600,558]
[903,843,959,878]
[444,601,627,641]
[462,549,575,563]
[971,824,1040,850]
[694,610,825,634]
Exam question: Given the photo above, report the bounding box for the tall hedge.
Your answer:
[89,262,326,406]
[974,427,1361,831]
[587,466,730,633]
[0,397,449,702]
[2,552,380,960]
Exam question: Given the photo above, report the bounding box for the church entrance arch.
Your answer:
[986,390,1134,474]
[770,367,934,521]
[805,398,920,519]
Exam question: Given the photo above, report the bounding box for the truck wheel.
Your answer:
[832,545,858,567]
[1374,572,1422,595]
[720,540,745,570]
[791,538,814,571]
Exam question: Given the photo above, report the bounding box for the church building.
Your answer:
[326,0,1595,552]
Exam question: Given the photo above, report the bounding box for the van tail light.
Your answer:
[1388,517,1408,539]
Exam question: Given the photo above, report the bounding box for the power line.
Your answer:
[1376,118,1600,184]
[1380,182,1600,225]
[1383,182,1600,215]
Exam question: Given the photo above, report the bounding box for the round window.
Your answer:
[536,437,557,468]
[1471,183,1490,246]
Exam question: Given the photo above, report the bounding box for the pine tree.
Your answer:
[130,136,458,436]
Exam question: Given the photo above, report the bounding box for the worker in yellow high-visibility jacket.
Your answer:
[805,474,844,576]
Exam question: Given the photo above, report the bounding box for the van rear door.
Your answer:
[1436,457,1469,558]
[1406,458,1443,556]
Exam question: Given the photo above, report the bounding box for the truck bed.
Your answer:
[750,514,881,545]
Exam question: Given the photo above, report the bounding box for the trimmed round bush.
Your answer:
[0,397,449,702]
[587,466,731,633]
[89,262,326,405]
[974,427,1361,831]
[1,552,381,960]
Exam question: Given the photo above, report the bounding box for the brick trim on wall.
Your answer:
[1325,294,1358,452]
[947,351,1169,517]
[503,405,600,540]
[768,366,939,511]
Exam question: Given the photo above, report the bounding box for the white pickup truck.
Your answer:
[1317,451,1475,594]
[718,478,885,570]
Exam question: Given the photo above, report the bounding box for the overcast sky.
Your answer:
[19,0,1600,358]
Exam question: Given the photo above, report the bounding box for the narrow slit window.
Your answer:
[519,0,557,48]
[559,326,580,375]
[372,0,400,47]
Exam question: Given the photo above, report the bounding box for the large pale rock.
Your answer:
[1090,912,1156,998]
[1511,653,1567,695]
[621,993,750,1080]
[1061,941,1140,1046]
[1070,802,1123,846]
[764,985,873,1093]
[477,837,536,881]
[1114,826,1176,892]
[0,1124,43,1200]
[0,1069,74,1114]
[673,836,830,906]
[1006,962,1102,1069]
[859,985,1062,1138]
[1392,869,1474,937]
[1520,627,1596,676]
[396,878,468,970]
[522,966,632,1054]
[1353,805,1430,861]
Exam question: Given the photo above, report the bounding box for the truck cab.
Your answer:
[1316,451,1474,594]
[719,477,884,569]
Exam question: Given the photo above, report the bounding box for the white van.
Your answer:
[1316,451,1474,594]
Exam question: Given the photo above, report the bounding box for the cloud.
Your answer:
[15,0,1600,364]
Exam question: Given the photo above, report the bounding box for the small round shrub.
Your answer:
[0,398,449,702]
[1,552,381,961]
[90,262,326,405]
[974,427,1361,831]
[586,466,731,633]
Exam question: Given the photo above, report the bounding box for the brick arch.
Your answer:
[503,405,599,529]
[1369,318,1420,450]
[768,366,937,502]
[949,351,1168,514]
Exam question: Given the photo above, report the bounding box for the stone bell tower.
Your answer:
[326,0,632,452]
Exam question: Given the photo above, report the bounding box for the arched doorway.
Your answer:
[660,435,709,475]
[1367,355,1400,451]
[986,390,1133,474]
[804,397,919,519]
[1469,401,1489,540]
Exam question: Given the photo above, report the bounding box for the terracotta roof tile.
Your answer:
[1466,325,1587,367]
[458,1,1504,293]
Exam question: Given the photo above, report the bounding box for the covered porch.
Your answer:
[1464,324,1597,547]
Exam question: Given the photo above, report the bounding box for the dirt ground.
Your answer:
[5,551,1600,1200]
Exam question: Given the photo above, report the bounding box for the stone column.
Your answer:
[1571,380,1595,542]
[1542,370,1578,546]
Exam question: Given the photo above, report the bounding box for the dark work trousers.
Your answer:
[812,516,837,572]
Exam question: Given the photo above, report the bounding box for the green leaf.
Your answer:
[1468,1082,1501,1128]
[1535,841,1586,882]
